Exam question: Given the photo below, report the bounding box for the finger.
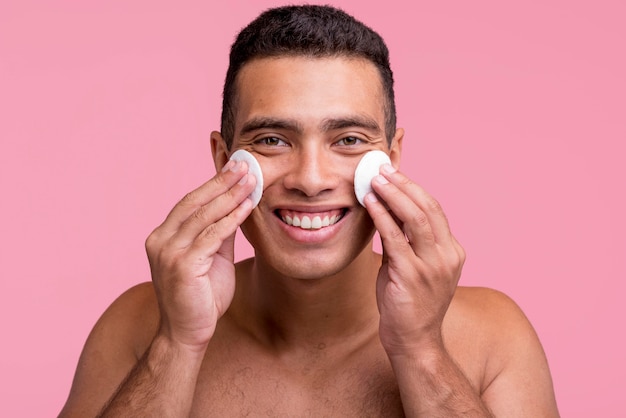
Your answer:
[373,165,454,245]
[159,160,253,236]
[184,197,254,265]
[217,227,237,262]
[363,191,416,261]
[172,173,257,247]
[368,176,441,258]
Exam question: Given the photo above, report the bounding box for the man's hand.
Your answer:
[363,164,496,417]
[364,163,465,357]
[145,159,257,351]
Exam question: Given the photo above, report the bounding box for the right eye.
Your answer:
[256,137,288,147]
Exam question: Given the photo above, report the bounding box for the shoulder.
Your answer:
[91,282,160,358]
[59,282,160,417]
[442,288,525,385]
[449,286,530,331]
[445,287,559,416]
[446,286,540,369]
[104,281,159,321]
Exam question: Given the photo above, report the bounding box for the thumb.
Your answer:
[380,232,389,265]
[217,231,237,262]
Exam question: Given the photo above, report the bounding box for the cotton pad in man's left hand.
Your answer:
[354,150,392,207]
[229,150,263,208]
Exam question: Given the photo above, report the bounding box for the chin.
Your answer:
[266,254,351,280]
[250,233,376,281]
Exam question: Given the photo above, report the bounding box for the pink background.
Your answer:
[1,0,624,416]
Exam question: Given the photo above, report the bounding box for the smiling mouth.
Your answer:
[275,209,347,230]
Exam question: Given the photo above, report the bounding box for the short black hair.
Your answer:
[220,5,396,148]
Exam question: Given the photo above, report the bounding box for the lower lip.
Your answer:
[275,212,348,244]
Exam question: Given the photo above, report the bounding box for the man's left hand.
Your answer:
[364,163,466,358]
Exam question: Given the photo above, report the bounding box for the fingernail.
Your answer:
[241,198,253,210]
[221,160,235,172]
[238,173,249,185]
[381,163,396,174]
[230,160,244,172]
[374,175,389,185]
[364,192,378,203]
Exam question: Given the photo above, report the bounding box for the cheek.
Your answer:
[257,160,284,189]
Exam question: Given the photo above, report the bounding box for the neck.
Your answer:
[231,245,382,352]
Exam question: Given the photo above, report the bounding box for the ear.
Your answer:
[388,128,404,169]
[211,131,230,172]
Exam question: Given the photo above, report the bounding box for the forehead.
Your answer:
[233,56,386,132]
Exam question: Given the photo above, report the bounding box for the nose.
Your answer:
[282,147,340,197]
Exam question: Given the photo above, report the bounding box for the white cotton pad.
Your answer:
[354,150,392,207]
[229,149,263,208]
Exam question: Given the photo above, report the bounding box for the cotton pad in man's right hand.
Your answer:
[229,149,264,208]
[354,150,392,207]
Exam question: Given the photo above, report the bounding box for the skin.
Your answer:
[59,56,559,417]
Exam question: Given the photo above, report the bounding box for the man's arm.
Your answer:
[59,157,256,417]
[389,347,492,417]
[59,284,206,417]
[365,162,558,416]
[98,332,207,417]
[58,283,160,417]
[387,287,559,417]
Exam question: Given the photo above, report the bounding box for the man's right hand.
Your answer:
[144,159,256,351]
[59,160,257,417]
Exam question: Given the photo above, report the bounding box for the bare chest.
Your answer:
[189,345,404,417]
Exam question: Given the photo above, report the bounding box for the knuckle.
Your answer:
[423,231,436,243]
[204,213,235,240]
[398,175,414,187]
[146,230,187,270]
[455,254,466,272]
[210,172,229,193]
[192,199,225,226]
[457,245,467,265]
[180,190,199,208]
[410,212,430,228]
[145,228,163,255]
[158,244,192,277]
[389,227,405,241]
[222,186,238,202]
[425,195,443,214]
[213,171,227,186]
[200,222,231,247]
[191,204,210,223]
[450,238,466,266]
[202,223,220,240]
[441,249,465,277]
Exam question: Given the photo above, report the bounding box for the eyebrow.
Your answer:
[239,117,303,136]
[239,115,382,136]
[320,115,381,134]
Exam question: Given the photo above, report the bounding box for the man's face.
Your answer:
[218,56,401,279]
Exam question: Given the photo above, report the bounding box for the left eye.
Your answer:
[336,136,362,146]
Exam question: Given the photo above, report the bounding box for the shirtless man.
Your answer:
[59,5,559,417]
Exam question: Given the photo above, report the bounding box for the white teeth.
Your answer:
[280,213,343,229]
[311,216,322,229]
